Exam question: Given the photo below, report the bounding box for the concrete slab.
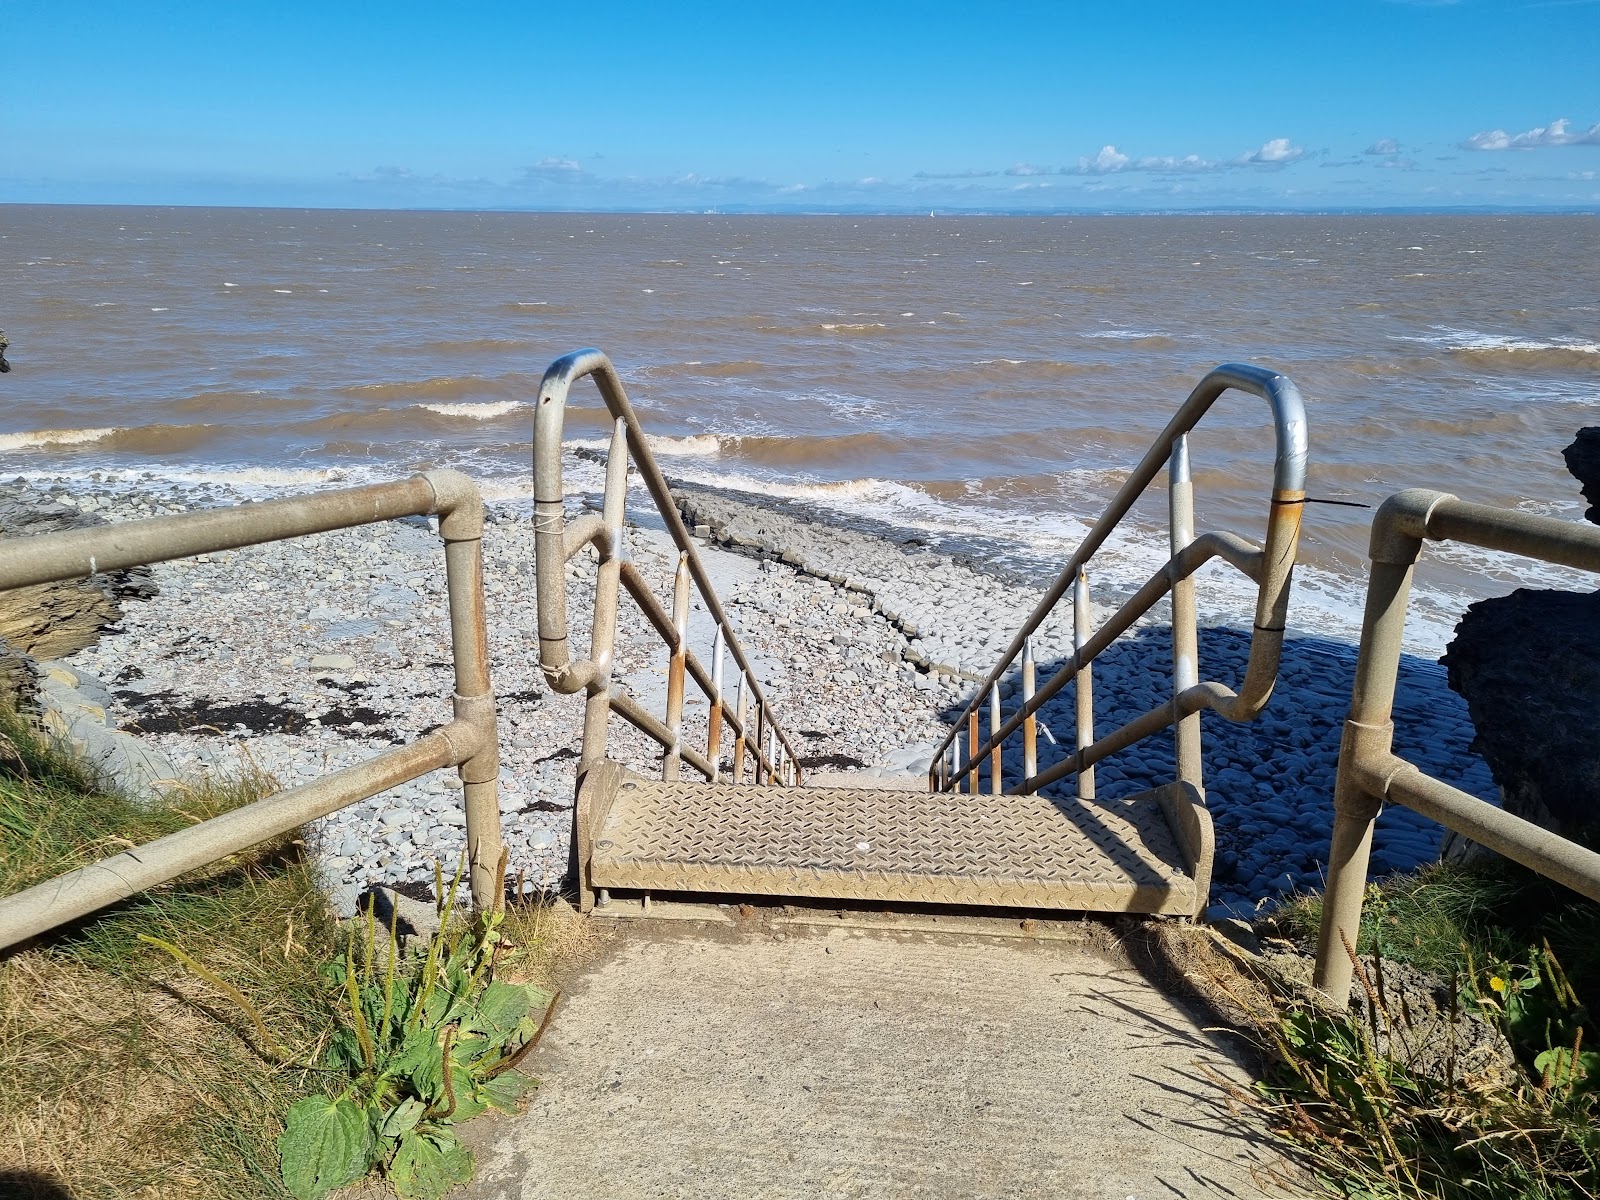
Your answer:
[461,922,1305,1200]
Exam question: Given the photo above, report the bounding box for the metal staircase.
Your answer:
[535,350,1309,920]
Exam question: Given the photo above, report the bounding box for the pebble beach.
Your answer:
[14,466,1499,921]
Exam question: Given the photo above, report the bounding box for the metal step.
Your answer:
[576,762,1206,916]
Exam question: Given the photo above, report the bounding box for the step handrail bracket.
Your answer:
[532,349,802,797]
[929,363,1309,916]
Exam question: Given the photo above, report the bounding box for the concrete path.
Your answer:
[461,918,1305,1200]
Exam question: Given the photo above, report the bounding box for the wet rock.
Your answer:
[1562,427,1600,526]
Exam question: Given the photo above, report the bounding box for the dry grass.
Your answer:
[0,704,607,1198]
[0,706,342,1198]
[1142,890,1600,1200]
[498,896,609,992]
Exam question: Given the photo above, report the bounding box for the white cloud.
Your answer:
[913,168,999,179]
[1135,153,1220,172]
[1070,139,1305,174]
[1463,117,1600,150]
[1240,137,1305,165]
[1365,138,1400,156]
[1005,162,1052,176]
[1078,145,1131,173]
[527,156,583,174]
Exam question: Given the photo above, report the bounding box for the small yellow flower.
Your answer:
[1490,976,1506,993]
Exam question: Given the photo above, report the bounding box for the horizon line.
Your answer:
[4,200,1598,218]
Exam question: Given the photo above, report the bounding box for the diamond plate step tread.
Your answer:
[589,777,1197,915]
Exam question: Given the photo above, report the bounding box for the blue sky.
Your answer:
[3,0,1598,211]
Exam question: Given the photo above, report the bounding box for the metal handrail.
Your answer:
[0,471,505,951]
[1314,490,1600,1002]
[928,364,1309,908]
[533,348,802,788]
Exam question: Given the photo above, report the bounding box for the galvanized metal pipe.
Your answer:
[1314,490,1600,1002]
[0,476,437,590]
[1168,437,1204,799]
[0,729,466,952]
[574,420,631,779]
[947,530,1263,791]
[931,363,1307,771]
[0,471,505,917]
[663,553,690,781]
[427,470,506,910]
[608,690,715,780]
[1021,640,1038,782]
[967,709,980,793]
[709,627,725,783]
[1073,566,1097,801]
[732,675,749,785]
[534,350,804,767]
[988,683,1003,795]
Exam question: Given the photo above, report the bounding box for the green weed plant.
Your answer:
[1239,871,1600,1199]
[148,855,558,1200]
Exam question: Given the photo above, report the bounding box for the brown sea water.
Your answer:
[3,205,1597,649]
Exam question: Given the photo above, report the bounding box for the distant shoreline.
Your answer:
[4,200,1598,216]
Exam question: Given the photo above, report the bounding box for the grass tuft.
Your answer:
[1199,859,1600,1200]
[0,705,341,1199]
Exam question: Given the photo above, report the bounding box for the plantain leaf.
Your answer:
[389,1129,476,1200]
[480,1069,535,1112]
[378,1097,428,1140]
[471,980,531,1038]
[279,1096,373,1200]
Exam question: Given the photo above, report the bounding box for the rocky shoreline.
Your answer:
[4,471,1496,919]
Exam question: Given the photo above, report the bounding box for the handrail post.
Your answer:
[580,418,630,778]
[1021,639,1038,786]
[663,552,690,781]
[1168,436,1203,797]
[708,627,725,783]
[988,683,1003,795]
[732,675,749,785]
[1073,567,1097,801]
[426,471,504,912]
[1314,507,1424,1002]
[967,709,980,794]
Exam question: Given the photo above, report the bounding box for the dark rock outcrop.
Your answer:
[1441,431,1600,851]
[1443,590,1600,848]
[1563,427,1600,527]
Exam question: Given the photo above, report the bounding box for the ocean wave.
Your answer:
[1397,326,1600,371]
[637,360,771,380]
[416,400,529,419]
[420,338,537,354]
[818,322,888,333]
[1080,329,1180,348]
[337,373,540,403]
[0,426,120,451]
[969,358,1099,380]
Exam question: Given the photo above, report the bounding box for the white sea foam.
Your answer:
[819,323,887,332]
[1083,329,1168,340]
[0,427,119,451]
[1397,326,1600,355]
[417,400,528,419]
[648,434,725,457]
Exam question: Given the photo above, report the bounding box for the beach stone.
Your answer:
[309,653,357,672]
